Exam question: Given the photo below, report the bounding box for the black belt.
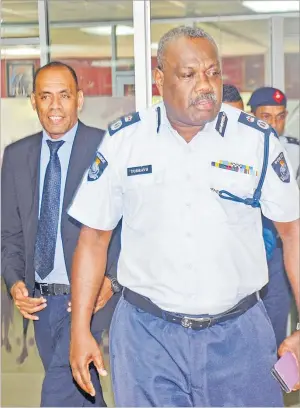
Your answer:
[35,282,70,296]
[123,288,259,330]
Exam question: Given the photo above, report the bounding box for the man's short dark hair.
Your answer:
[222,84,242,103]
[157,26,218,71]
[33,61,79,92]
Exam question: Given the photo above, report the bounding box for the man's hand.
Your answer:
[278,331,300,391]
[70,330,107,396]
[10,281,47,320]
[93,276,114,313]
[67,276,113,313]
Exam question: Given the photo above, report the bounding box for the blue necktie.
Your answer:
[34,140,65,280]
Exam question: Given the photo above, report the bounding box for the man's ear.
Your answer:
[30,92,36,111]
[153,67,164,97]
[77,90,84,112]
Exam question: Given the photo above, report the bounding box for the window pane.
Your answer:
[150,3,271,109]
[197,19,270,108]
[151,0,284,19]
[48,0,135,130]
[1,0,38,38]
[1,1,40,151]
[49,1,133,23]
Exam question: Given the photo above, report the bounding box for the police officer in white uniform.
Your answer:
[248,87,300,348]
[280,136,300,185]
[68,27,300,407]
[247,87,299,183]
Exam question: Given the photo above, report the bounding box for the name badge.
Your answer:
[127,165,152,177]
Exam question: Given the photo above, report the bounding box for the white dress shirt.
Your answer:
[35,123,78,284]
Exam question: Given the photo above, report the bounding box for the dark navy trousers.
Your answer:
[34,293,106,407]
[261,247,292,347]
[109,295,283,407]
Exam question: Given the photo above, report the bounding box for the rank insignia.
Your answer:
[271,152,290,183]
[108,111,140,136]
[215,111,228,137]
[87,152,108,181]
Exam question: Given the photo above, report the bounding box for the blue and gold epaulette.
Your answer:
[238,112,271,132]
[108,111,140,136]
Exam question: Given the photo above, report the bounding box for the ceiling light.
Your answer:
[81,25,134,36]
[243,1,299,13]
[1,47,40,56]
[0,26,37,35]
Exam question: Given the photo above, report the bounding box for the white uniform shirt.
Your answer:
[69,103,299,315]
[279,135,300,185]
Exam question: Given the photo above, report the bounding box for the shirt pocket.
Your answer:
[123,165,165,230]
[209,164,259,225]
[210,162,258,197]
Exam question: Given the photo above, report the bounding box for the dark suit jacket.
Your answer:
[1,120,121,331]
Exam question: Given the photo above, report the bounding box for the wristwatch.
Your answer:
[107,275,122,294]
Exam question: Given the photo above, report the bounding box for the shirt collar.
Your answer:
[159,102,171,130]
[159,101,220,134]
[42,121,78,144]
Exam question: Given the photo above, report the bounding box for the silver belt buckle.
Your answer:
[181,316,211,329]
[39,283,48,296]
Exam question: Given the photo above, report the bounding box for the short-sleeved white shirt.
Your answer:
[69,102,299,314]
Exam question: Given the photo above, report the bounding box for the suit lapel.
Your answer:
[27,132,42,217]
[63,121,92,213]
[25,133,42,284]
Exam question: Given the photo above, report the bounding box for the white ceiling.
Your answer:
[1,0,299,58]
[0,0,264,24]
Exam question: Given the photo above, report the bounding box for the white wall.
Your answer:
[286,100,300,139]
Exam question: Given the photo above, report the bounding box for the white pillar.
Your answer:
[270,16,285,91]
[133,0,152,110]
[38,0,50,66]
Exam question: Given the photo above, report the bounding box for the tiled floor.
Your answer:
[1,299,299,407]
[1,302,114,407]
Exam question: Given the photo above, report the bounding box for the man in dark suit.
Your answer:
[1,61,122,407]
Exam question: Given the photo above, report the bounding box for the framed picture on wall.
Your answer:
[6,61,34,97]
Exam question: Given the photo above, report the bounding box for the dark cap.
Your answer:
[247,87,287,109]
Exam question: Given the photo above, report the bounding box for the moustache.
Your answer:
[190,93,217,106]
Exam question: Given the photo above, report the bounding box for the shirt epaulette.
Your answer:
[237,112,272,134]
[108,112,141,136]
[286,136,300,146]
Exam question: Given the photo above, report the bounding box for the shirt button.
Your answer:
[185,202,191,208]
[187,264,192,270]
[186,232,192,238]
[186,174,191,181]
